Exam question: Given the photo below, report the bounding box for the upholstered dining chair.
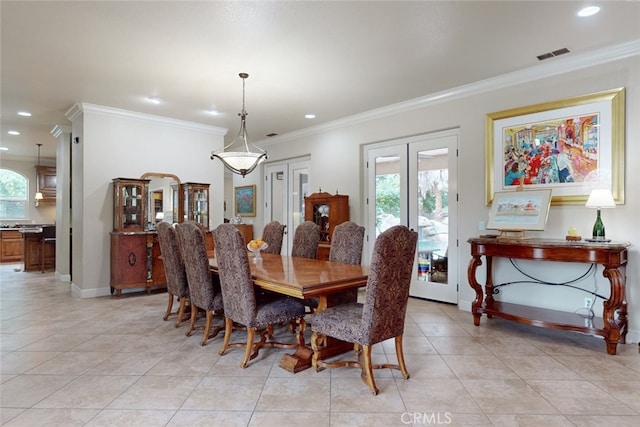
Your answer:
[212,223,307,368]
[175,221,224,346]
[157,221,190,327]
[327,220,366,305]
[291,221,320,259]
[261,221,286,255]
[310,225,418,395]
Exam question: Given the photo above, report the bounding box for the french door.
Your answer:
[264,159,310,255]
[366,129,458,303]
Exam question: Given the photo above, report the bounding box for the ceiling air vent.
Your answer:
[537,47,570,61]
[266,133,278,137]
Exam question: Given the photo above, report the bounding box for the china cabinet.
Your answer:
[182,182,210,228]
[110,177,166,296]
[304,191,349,260]
[112,178,150,232]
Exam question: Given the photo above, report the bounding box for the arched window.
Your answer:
[0,169,28,219]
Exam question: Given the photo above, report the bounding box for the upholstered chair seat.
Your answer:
[176,221,224,346]
[212,223,306,368]
[157,221,190,327]
[311,225,418,395]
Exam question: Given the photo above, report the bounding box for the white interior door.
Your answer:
[264,159,309,255]
[367,130,458,304]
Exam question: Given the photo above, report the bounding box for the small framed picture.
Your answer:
[486,189,552,231]
[234,185,256,217]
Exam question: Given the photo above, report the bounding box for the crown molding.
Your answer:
[261,39,640,147]
[65,102,228,136]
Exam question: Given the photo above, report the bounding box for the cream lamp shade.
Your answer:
[585,189,616,208]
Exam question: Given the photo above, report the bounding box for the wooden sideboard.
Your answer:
[110,232,166,296]
[467,237,630,355]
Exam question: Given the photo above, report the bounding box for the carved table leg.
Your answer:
[602,266,625,355]
[467,254,484,326]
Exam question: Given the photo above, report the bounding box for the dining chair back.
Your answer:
[212,223,307,368]
[310,225,418,394]
[325,220,366,306]
[175,221,224,346]
[40,225,56,273]
[261,221,286,255]
[156,221,190,327]
[291,221,320,259]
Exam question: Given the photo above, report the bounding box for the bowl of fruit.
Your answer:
[247,238,268,263]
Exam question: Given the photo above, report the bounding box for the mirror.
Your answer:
[141,172,181,229]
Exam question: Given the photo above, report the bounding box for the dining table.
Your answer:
[209,252,369,373]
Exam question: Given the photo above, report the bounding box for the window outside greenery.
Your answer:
[0,169,28,219]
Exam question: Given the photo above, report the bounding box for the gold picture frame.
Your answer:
[234,185,256,217]
[485,88,625,205]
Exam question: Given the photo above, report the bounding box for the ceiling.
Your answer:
[2,1,639,161]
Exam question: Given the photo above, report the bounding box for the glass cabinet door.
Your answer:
[113,178,149,231]
[182,182,210,229]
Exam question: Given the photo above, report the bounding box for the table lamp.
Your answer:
[585,189,615,242]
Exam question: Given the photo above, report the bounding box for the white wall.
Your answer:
[67,103,226,297]
[257,54,640,343]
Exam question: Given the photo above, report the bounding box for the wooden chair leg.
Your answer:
[200,310,213,346]
[360,345,379,395]
[174,298,188,328]
[186,306,198,337]
[241,327,256,368]
[395,335,410,379]
[163,293,174,321]
[219,317,233,356]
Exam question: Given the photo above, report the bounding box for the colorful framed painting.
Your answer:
[485,88,625,206]
[486,189,552,231]
[234,185,256,217]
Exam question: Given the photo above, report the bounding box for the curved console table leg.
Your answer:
[467,255,484,326]
[602,266,626,355]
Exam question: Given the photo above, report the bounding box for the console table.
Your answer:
[467,237,631,355]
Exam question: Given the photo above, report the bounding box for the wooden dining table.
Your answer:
[209,252,369,372]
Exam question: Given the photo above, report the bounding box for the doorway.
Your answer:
[264,158,310,255]
[366,129,458,303]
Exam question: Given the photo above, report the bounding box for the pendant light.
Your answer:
[211,73,267,177]
[34,143,44,206]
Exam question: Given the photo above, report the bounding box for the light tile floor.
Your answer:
[1,263,638,426]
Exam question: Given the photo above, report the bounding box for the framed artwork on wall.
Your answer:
[486,189,552,231]
[234,185,256,217]
[485,88,625,206]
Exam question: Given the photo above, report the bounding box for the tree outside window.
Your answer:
[0,169,28,219]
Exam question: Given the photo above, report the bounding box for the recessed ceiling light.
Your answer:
[17,111,32,117]
[207,109,220,116]
[146,96,161,104]
[0,147,8,151]
[8,130,20,135]
[577,6,600,17]
[305,114,316,119]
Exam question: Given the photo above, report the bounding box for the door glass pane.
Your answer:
[416,148,449,283]
[375,155,402,236]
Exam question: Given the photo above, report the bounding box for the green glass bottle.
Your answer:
[592,209,605,240]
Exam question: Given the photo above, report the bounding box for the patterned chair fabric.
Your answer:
[212,223,307,368]
[291,221,320,259]
[310,225,418,394]
[261,221,286,255]
[326,220,366,306]
[175,221,224,346]
[329,221,365,265]
[157,222,190,326]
